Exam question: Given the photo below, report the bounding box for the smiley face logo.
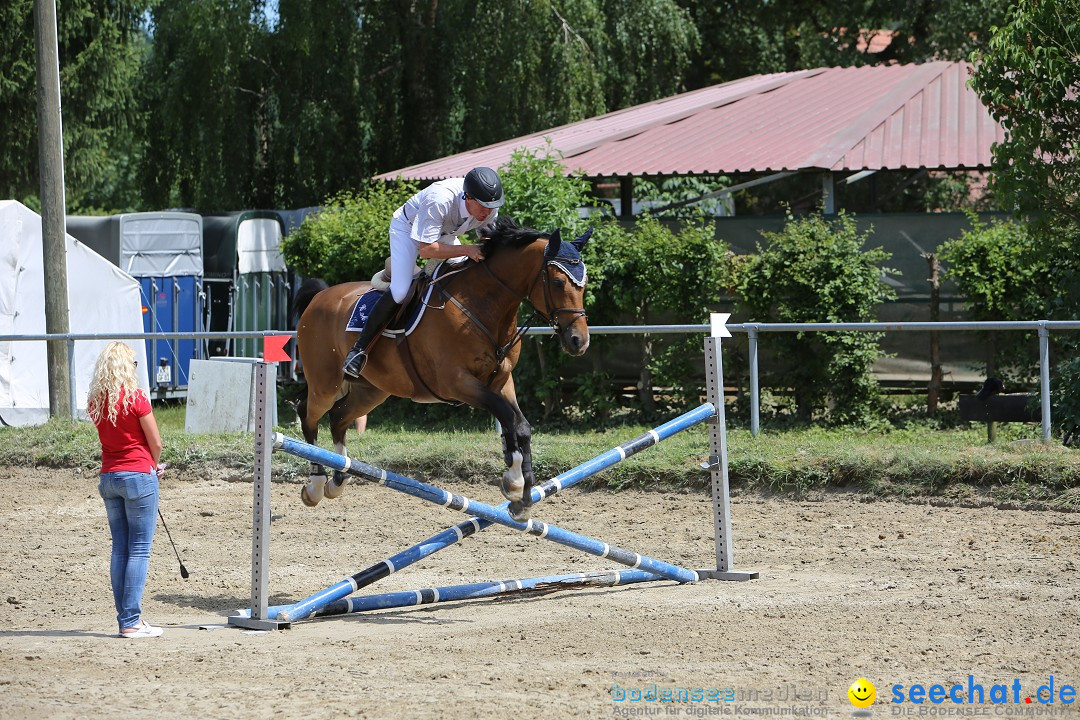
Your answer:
[848,678,876,709]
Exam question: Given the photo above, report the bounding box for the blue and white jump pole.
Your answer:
[229,313,755,630]
[272,434,701,584]
[234,569,662,620]
[270,403,717,622]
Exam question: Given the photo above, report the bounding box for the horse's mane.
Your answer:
[478,216,548,257]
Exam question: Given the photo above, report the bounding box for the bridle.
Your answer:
[433,257,587,370]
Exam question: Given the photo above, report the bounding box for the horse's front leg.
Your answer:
[501,412,534,522]
[484,376,534,522]
[459,374,535,520]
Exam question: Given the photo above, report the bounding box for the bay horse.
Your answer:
[293,220,592,520]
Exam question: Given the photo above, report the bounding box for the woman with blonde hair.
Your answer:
[87,341,165,638]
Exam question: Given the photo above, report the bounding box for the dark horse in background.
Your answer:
[293,220,592,520]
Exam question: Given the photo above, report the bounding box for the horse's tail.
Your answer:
[293,277,330,321]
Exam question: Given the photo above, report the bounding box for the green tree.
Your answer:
[588,214,728,415]
[139,0,275,210]
[135,0,698,208]
[968,0,1080,440]
[268,0,372,207]
[631,175,733,219]
[737,212,897,425]
[354,0,446,172]
[679,0,1011,88]
[939,216,1046,322]
[279,180,418,286]
[0,0,152,211]
[596,0,700,110]
[939,215,1047,380]
[500,142,593,234]
[969,0,1080,224]
[436,0,699,160]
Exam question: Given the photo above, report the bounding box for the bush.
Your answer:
[280,180,418,286]
[499,141,593,234]
[938,213,1046,381]
[736,211,897,425]
[585,213,731,416]
[1041,221,1080,445]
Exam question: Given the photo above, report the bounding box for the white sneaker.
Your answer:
[119,620,164,638]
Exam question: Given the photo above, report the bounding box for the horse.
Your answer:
[293,220,592,521]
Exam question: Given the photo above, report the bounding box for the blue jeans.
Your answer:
[99,470,158,630]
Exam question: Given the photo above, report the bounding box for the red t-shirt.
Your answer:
[94,388,155,473]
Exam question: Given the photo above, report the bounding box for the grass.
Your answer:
[3,401,1079,511]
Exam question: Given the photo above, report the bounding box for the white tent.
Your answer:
[0,200,147,426]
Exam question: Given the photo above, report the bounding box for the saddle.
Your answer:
[349,257,472,403]
[367,255,442,330]
[369,257,418,291]
[348,257,469,334]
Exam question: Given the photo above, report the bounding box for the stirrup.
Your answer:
[343,349,368,379]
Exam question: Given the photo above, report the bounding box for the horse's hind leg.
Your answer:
[323,381,390,500]
[299,389,338,507]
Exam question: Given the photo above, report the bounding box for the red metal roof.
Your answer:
[374,61,1004,181]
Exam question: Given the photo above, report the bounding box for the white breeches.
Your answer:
[388,222,420,303]
[388,221,461,303]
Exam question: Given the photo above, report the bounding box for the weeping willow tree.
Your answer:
[435,0,699,158]
[0,0,152,212]
[137,0,699,210]
[139,0,275,210]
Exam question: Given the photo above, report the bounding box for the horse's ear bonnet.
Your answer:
[571,226,592,251]
[544,227,590,288]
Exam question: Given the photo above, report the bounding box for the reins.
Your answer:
[431,251,587,376]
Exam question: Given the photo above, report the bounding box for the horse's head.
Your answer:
[533,227,592,356]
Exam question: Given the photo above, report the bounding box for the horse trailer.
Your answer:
[201,211,293,364]
[66,211,205,396]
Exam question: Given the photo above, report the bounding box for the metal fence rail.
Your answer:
[5,320,1079,441]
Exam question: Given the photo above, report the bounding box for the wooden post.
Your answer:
[620,177,634,219]
[34,0,70,418]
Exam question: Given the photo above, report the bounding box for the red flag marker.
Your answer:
[263,335,292,362]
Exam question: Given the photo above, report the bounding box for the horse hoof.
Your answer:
[500,451,524,501]
[301,479,325,507]
[324,474,348,499]
[500,474,524,502]
[507,501,529,522]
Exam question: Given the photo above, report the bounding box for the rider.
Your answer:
[342,166,505,379]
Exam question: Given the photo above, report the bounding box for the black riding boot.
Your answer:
[343,292,400,379]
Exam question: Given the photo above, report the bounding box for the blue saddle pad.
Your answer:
[346,289,385,333]
[346,261,468,335]
[345,288,426,334]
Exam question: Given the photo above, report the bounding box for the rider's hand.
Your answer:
[468,245,485,262]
